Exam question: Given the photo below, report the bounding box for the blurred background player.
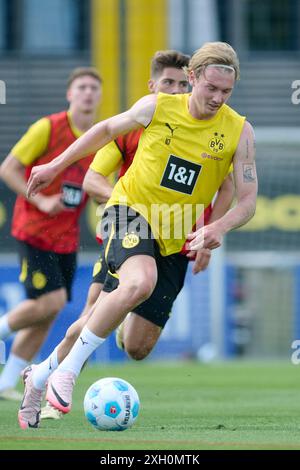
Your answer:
[36,50,234,420]
[0,67,102,400]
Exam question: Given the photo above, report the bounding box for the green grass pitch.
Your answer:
[0,361,300,450]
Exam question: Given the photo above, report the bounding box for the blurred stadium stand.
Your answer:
[0,58,90,159]
[0,0,299,361]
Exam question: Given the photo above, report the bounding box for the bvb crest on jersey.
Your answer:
[122,232,140,249]
[208,132,225,153]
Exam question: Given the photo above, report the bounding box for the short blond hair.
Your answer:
[186,42,240,80]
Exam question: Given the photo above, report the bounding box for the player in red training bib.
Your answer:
[0,68,102,402]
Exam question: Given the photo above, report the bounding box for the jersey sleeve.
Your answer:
[228,163,233,175]
[89,140,123,176]
[10,118,51,166]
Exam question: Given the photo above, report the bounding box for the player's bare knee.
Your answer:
[127,348,150,361]
[37,289,67,319]
[119,279,154,308]
[125,344,152,361]
[135,279,154,302]
[47,289,67,313]
[124,334,155,361]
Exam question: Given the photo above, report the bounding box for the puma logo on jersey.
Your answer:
[165,123,178,136]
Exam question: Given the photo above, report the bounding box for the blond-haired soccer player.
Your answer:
[0,68,102,401]
[39,50,234,420]
[39,49,191,419]
[19,42,257,429]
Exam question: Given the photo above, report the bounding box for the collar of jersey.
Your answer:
[67,111,84,138]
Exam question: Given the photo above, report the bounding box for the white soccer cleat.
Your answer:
[41,401,64,420]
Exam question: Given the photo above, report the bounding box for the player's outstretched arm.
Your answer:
[27,94,157,197]
[188,121,257,251]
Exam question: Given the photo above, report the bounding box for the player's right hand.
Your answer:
[187,221,224,251]
[192,248,211,274]
[27,163,58,198]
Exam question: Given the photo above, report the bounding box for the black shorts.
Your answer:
[101,205,155,274]
[134,248,188,328]
[17,240,77,301]
[101,206,189,328]
[91,244,109,285]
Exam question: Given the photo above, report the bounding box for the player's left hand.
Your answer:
[27,163,58,197]
[192,248,211,274]
[187,222,224,251]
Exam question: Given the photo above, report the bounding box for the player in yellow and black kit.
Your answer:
[38,50,196,420]
[19,42,257,429]
[36,49,234,422]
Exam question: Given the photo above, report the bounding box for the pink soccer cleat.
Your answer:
[18,365,44,429]
[46,370,76,414]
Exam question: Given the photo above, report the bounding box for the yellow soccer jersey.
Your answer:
[107,93,245,256]
[11,112,83,166]
[90,141,122,177]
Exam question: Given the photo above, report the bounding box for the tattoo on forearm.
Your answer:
[243,163,256,182]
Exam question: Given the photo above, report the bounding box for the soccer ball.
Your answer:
[83,377,140,431]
